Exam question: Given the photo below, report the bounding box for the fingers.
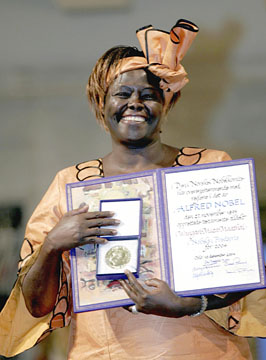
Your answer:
[124,270,146,295]
[120,280,138,302]
[74,208,120,230]
[82,237,108,245]
[72,207,120,232]
[70,207,116,221]
[84,211,115,220]
[145,278,161,288]
[86,217,120,228]
[83,211,120,239]
[82,226,118,239]
[70,205,89,215]
[67,207,121,245]
[78,202,87,208]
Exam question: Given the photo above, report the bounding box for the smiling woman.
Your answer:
[1,19,266,360]
[104,69,164,146]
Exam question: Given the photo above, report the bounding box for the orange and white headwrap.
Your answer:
[107,19,199,108]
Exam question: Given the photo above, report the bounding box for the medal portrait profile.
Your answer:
[105,245,131,269]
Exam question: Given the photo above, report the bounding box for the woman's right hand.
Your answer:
[45,205,119,253]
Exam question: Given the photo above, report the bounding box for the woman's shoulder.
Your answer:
[174,147,231,167]
[56,158,103,183]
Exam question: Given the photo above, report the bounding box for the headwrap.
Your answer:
[107,19,199,108]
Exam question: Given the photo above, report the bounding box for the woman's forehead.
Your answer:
[112,69,152,87]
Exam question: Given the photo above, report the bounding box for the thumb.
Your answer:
[71,204,89,215]
[79,202,88,209]
[144,278,160,288]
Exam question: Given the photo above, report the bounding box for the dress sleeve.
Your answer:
[0,172,72,358]
[205,289,266,337]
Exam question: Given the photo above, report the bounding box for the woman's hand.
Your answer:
[120,270,201,318]
[23,205,119,317]
[44,205,119,254]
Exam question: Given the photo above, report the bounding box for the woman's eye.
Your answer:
[141,93,158,101]
[143,95,154,100]
[115,92,131,98]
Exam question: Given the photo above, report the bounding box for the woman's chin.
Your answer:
[118,129,147,143]
[120,136,155,148]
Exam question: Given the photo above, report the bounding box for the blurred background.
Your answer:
[0,0,265,359]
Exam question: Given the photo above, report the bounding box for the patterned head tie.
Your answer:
[107,19,199,108]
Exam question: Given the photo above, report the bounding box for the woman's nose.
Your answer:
[128,95,144,111]
[128,103,144,111]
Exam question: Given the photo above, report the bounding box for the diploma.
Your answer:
[66,158,265,312]
[161,160,264,295]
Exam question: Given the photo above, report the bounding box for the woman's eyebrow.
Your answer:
[114,85,160,94]
[116,85,132,91]
[112,85,132,95]
[142,87,159,91]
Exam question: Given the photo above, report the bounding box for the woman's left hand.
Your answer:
[120,270,201,318]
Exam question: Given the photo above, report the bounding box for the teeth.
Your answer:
[121,116,145,123]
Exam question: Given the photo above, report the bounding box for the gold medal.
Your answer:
[105,245,131,269]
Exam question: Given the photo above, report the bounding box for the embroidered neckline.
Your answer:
[75,147,207,181]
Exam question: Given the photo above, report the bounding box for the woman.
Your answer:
[1,19,266,359]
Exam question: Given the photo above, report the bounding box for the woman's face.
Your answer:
[104,69,164,147]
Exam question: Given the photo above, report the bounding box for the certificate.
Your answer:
[162,159,264,295]
[66,158,265,312]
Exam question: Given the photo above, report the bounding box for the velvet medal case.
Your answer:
[96,198,142,280]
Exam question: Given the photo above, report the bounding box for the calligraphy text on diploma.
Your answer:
[165,164,260,292]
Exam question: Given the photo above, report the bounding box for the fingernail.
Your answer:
[111,230,117,235]
[79,202,87,209]
[114,219,120,224]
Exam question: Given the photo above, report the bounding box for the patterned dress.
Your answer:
[1,148,266,359]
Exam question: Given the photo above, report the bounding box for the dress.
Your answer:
[1,147,266,359]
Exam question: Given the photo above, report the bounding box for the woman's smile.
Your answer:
[104,69,164,145]
[119,115,146,124]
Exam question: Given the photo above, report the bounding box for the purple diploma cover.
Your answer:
[66,158,265,313]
